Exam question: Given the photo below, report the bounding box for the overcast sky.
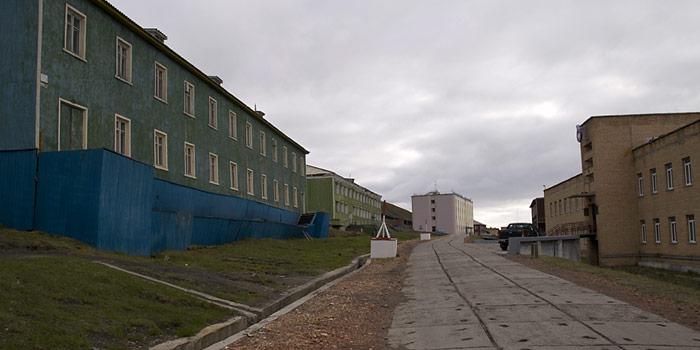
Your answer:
[112,0,700,227]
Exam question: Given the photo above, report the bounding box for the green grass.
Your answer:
[0,255,229,350]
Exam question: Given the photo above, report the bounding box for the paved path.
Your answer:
[388,234,700,350]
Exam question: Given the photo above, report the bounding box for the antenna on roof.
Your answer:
[254,103,257,111]
[434,181,439,193]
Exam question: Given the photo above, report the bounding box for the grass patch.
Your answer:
[0,255,229,350]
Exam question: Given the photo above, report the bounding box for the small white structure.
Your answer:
[420,233,431,241]
[371,216,397,259]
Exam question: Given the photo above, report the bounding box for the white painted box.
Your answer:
[371,238,397,259]
[420,233,431,241]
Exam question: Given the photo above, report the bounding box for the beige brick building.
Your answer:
[546,112,700,268]
[544,174,590,236]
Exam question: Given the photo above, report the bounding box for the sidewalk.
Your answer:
[388,234,700,349]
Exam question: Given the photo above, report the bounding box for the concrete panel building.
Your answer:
[382,201,413,230]
[546,112,700,268]
[305,165,382,229]
[412,191,474,235]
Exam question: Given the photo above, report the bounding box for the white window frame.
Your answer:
[684,158,693,186]
[273,179,279,202]
[228,111,237,140]
[184,142,196,178]
[246,168,255,195]
[56,98,88,151]
[272,139,278,162]
[283,146,288,168]
[284,184,290,206]
[654,219,661,244]
[153,129,168,171]
[689,216,697,244]
[261,174,268,199]
[115,37,133,84]
[64,4,87,61]
[651,169,658,194]
[183,81,195,117]
[208,97,218,129]
[666,163,674,190]
[293,186,298,208]
[208,153,219,185]
[154,62,168,103]
[670,217,678,244]
[637,174,644,197]
[292,152,297,173]
[641,222,647,244]
[229,162,239,190]
[114,114,131,157]
[259,131,266,156]
[245,121,253,149]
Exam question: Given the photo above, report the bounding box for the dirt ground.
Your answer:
[230,240,421,350]
[510,255,700,332]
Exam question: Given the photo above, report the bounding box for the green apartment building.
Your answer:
[1,0,307,212]
[305,165,382,229]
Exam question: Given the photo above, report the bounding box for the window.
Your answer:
[208,153,219,185]
[292,152,297,173]
[650,168,658,194]
[154,62,167,102]
[431,208,435,212]
[293,186,298,208]
[260,174,268,199]
[637,173,644,197]
[300,157,305,176]
[653,218,661,244]
[641,221,647,244]
[284,184,290,206]
[549,203,553,217]
[208,97,218,129]
[272,139,278,162]
[259,131,266,156]
[684,157,693,186]
[229,162,239,190]
[184,142,196,178]
[666,163,674,190]
[183,81,195,117]
[246,169,255,195]
[153,130,168,170]
[670,217,678,244]
[283,146,288,168]
[689,215,697,243]
[245,122,253,148]
[114,115,131,157]
[228,111,237,140]
[273,179,279,202]
[115,37,132,83]
[64,5,86,59]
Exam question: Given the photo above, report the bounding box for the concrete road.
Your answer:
[388,234,700,350]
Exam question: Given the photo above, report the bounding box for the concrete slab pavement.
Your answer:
[388,233,700,349]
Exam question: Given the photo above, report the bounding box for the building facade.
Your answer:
[0,0,307,211]
[529,197,546,233]
[411,191,474,235]
[543,175,590,236]
[382,201,413,231]
[305,165,382,229]
[546,112,700,267]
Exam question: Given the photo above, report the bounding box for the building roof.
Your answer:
[529,197,543,208]
[305,164,381,197]
[411,191,473,203]
[382,201,412,221]
[473,220,486,226]
[94,0,308,154]
[580,111,700,128]
[632,118,700,151]
[544,173,582,192]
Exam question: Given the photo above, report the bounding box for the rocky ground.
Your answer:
[230,240,420,350]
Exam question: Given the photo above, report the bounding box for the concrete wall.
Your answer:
[634,120,700,269]
[0,0,39,150]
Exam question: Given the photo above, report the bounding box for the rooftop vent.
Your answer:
[144,28,167,43]
[208,76,224,85]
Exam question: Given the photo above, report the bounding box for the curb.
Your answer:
[148,253,370,350]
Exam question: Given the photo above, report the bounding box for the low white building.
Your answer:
[411,191,474,235]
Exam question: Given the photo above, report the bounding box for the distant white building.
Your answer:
[411,191,474,235]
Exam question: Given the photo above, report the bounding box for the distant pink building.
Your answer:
[411,191,474,235]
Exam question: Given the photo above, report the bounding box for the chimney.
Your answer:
[208,76,224,85]
[144,28,167,43]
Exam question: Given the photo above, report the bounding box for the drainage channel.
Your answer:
[429,238,501,349]
[445,236,624,350]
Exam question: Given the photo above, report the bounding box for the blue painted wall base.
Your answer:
[0,149,329,255]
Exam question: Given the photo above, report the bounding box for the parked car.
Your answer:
[498,223,540,251]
